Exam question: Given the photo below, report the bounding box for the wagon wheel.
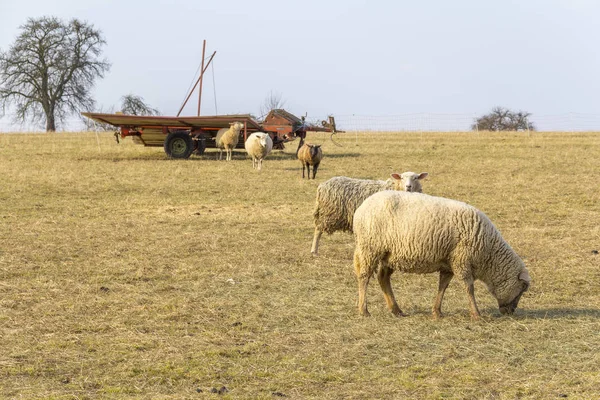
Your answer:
[164,131,194,159]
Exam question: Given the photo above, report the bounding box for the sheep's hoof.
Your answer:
[359,309,371,317]
[391,307,406,317]
[432,311,444,319]
[311,251,318,257]
[470,313,481,321]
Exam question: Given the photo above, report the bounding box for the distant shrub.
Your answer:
[472,107,535,131]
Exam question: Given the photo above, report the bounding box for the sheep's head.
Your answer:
[308,144,322,158]
[496,269,531,315]
[390,172,428,192]
[230,121,244,131]
[258,132,270,146]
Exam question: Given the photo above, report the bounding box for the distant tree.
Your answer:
[81,95,159,131]
[0,16,110,131]
[120,94,160,116]
[472,107,535,131]
[259,90,286,120]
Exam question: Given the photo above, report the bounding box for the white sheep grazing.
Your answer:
[353,190,531,319]
[215,121,245,161]
[310,172,428,255]
[244,132,273,170]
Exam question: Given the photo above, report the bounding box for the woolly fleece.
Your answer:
[353,190,530,318]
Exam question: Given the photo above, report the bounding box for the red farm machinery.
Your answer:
[81,110,338,159]
[82,40,338,159]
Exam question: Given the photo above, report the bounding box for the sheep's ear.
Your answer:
[519,269,531,291]
[391,173,402,180]
[418,172,429,180]
[519,269,531,290]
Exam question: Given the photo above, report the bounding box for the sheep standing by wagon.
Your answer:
[244,132,273,170]
[310,172,428,255]
[215,121,245,161]
[352,190,531,319]
[297,143,323,179]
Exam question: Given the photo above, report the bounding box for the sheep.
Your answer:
[297,143,323,179]
[244,132,273,170]
[310,172,428,255]
[215,121,245,161]
[352,190,531,319]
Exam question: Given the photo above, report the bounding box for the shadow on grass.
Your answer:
[520,308,600,319]
[266,152,362,161]
[402,307,600,320]
[81,150,361,162]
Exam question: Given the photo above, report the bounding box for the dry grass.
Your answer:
[0,130,599,399]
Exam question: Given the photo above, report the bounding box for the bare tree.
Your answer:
[258,90,286,120]
[120,94,160,116]
[0,17,110,131]
[472,107,535,131]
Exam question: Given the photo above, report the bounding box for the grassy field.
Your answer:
[0,130,599,399]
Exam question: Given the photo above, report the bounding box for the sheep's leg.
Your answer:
[312,162,319,179]
[251,157,256,169]
[227,148,232,161]
[302,163,306,179]
[218,149,222,161]
[258,158,262,171]
[377,265,405,317]
[310,228,322,256]
[432,270,454,318]
[464,278,481,320]
[354,250,373,317]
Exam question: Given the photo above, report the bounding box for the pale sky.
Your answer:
[1,0,599,130]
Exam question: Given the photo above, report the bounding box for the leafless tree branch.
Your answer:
[472,107,536,131]
[0,16,110,131]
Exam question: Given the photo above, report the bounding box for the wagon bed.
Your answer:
[82,110,338,159]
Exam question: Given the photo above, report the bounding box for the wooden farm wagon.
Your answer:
[82,41,339,158]
[81,109,338,159]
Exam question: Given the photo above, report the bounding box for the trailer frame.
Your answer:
[81,111,338,159]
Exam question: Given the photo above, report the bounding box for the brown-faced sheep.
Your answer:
[297,143,323,179]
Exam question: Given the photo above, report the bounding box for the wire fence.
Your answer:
[2,112,600,133]
[331,113,600,132]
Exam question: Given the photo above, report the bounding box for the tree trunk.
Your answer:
[45,107,56,132]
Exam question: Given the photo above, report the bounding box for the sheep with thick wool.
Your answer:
[215,121,245,161]
[352,190,531,319]
[297,143,323,179]
[310,172,428,255]
[244,132,273,170]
